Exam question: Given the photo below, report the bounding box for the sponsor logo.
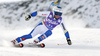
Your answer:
[42,14,47,16]
[42,36,45,39]
[22,37,25,40]
[46,19,60,25]
[43,34,47,38]
[49,15,52,18]
[58,19,61,22]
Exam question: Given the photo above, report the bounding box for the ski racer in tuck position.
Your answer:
[11,6,72,47]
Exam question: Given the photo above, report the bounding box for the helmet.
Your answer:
[53,6,63,16]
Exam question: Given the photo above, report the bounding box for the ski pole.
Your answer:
[24,11,27,17]
[38,3,52,23]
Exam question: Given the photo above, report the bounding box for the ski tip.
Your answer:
[40,43,45,48]
[19,43,24,48]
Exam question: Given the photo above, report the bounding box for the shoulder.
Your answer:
[47,11,54,17]
[49,11,53,15]
[59,17,62,20]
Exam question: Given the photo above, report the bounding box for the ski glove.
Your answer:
[66,38,72,45]
[25,15,31,21]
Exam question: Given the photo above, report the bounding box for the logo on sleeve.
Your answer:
[49,15,52,18]
[58,19,61,23]
[42,14,47,16]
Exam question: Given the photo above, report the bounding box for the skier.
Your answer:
[11,6,72,47]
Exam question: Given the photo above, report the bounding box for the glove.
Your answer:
[54,0,60,4]
[66,38,72,45]
[25,15,31,21]
[51,0,61,6]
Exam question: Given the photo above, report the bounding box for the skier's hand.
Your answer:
[66,38,72,45]
[54,0,60,4]
[25,15,31,21]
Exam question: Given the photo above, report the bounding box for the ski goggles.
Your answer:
[54,11,62,16]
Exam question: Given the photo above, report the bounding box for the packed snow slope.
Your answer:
[0,28,100,56]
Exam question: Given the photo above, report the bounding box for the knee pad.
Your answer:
[38,30,52,41]
[45,30,52,37]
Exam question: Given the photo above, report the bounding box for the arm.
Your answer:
[60,20,72,45]
[31,11,50,17]
[25,11,50,21]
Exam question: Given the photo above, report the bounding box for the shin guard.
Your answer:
[38,30,52,42]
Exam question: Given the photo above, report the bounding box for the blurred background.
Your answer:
[0,0,100,30]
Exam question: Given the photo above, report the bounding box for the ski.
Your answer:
[25,43,45,48]
[11,43,24,48]
[12,43,45,48]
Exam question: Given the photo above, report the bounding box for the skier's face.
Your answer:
[54,15,60,19]
[54,11,62,19]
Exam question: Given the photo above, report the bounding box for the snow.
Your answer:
[0,27,100,56]
[0,47,99,56]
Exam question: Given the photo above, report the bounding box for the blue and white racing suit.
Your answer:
[16,11,70,43]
